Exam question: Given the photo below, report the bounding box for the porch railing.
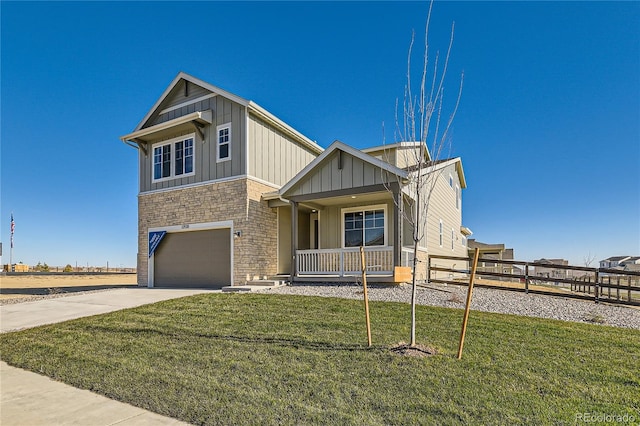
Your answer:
[296,247,394,277]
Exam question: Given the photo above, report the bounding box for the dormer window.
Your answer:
[152,134,195,182]
[217,123,231,162]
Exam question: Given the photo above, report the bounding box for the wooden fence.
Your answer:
[428,254,640,307]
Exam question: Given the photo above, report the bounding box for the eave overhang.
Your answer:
[460,226,473,236]
[120,110,213,152]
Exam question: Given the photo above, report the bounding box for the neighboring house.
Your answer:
[121,72,470,288]
[599,256,633,269]
[620,256,640,267]
[467,239,515,276]
[533,258,569,279]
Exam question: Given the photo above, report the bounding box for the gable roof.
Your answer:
[408,157,467,189]
[278,140,408,197]
[602,256,631,262]
[124,72,323,154]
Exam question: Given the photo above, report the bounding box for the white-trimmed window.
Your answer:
[342,205,387,248]
[451,229,455,250]
[217,123,231,162]
[456,185,460,209]
[462,236,467,247]
[439,220,443,247]
[449,174,453,188]
[152,134,195,182]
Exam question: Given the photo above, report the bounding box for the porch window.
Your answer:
[343,207,385,247]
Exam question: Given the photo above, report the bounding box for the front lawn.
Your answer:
[1,293,638,425]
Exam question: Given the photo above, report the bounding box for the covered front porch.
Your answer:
[296,246,415,279]
[265,141,416,283]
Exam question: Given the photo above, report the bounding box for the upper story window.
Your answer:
[449,174,453,188]
[217,123,231,162]
[456,185,460,209]
[439,220,443,247]
[152,134,195,182]
[451,229,455,250]
[342,205,386,248]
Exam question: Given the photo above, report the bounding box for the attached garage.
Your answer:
[151,227,231,288]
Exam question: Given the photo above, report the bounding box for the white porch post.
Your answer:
[291,201,298,281]
[393,190,403,267]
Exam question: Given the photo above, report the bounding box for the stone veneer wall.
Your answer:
[137,178,278,286]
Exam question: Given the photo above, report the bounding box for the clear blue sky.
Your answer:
[1,1,638,268]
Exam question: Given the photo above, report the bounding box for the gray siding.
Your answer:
[139,95,247,193]
[287,150,391,197]
[150,80,212,124]
[248,114,317,187]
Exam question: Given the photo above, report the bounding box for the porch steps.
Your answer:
[221,280,287,293]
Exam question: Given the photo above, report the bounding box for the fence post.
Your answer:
[616,276,620,301]
[628,276,632,303]
[524,264,529,294]
[594,270,599,304]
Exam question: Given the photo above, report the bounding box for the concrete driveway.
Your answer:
[1,287,218,333]
[1,287,219,425]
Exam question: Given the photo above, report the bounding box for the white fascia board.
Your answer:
[279,140,409,197]
[362,141,423,152]
[132,72,250,132]
[415,157,467,189]
[247,101,324,155]
[362,142,431,162]
[120,110,212,142]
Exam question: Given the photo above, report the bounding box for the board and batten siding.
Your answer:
[139,95,247,193]
[150,80,212,121]
[286,150,395,197]
[248,114,317,187]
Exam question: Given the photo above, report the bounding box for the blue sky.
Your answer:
[1,1,638,268]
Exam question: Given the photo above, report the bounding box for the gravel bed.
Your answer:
[4,283,638,330]
[263,282,640,330]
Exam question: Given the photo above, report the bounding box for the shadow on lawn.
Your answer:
[86,324,383,352]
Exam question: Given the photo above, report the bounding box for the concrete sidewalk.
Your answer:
[1,361,189,426]
[1,287,219,425]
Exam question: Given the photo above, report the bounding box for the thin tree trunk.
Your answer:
[410,237,419,347]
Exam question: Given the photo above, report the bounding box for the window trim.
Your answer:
[151,133,196,183]
[455,184,460,210]
[451,228,455,251]
[439,220,443,247]
[341,204,388,249]
[216,123,231,163]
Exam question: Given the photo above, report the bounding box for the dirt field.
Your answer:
[0,274,138,300]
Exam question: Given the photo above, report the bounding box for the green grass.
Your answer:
[1,293,638,425]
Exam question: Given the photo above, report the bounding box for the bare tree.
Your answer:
[383,1,463,348]
[583,252,596,268]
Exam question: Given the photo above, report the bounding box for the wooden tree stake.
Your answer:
[360,246,372,347]
[457,247,480,359]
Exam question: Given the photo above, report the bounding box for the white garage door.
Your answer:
[153,229,231,288]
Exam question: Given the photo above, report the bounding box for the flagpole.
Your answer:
[10,213,14,270]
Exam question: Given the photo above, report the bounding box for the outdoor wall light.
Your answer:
[234,231,242,238]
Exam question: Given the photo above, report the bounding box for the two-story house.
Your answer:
[121,72,470,288]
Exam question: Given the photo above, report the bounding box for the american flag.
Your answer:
[10,213,14,248]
